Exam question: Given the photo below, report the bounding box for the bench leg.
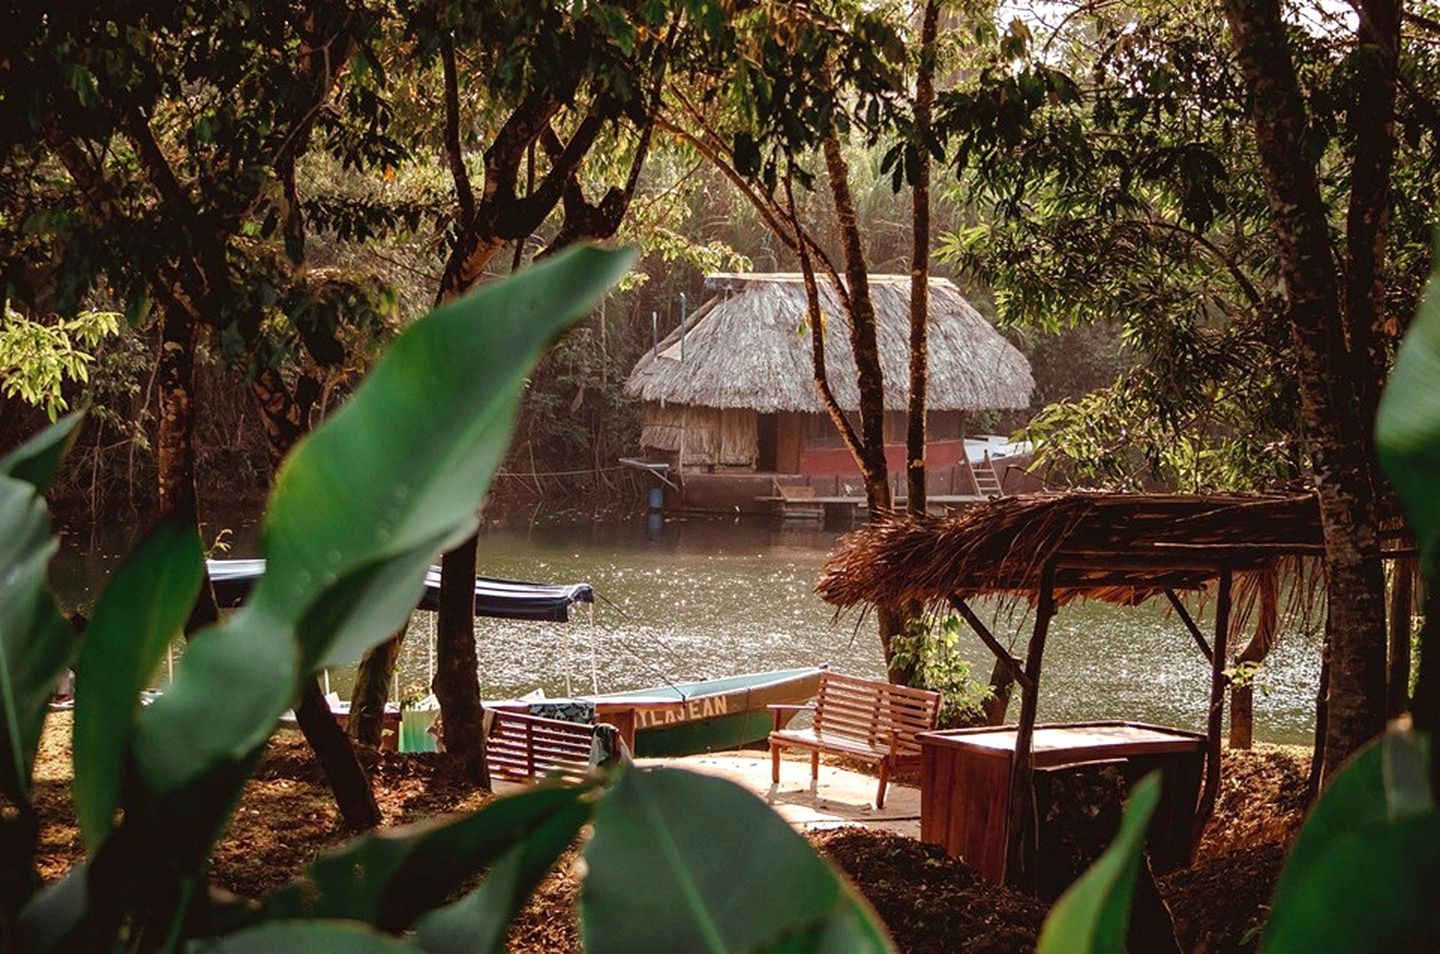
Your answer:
[810,751,819,794]
[768,742,781,803]
[875,760,890,810]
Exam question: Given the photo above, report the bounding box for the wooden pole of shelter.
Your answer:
[1003,561,1056,890]
[1195,567,1232,842]
[1164,589,1214,663]
[951,596,1031,725]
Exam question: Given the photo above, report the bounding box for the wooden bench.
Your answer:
[485,710,619,786]
[768,672,941,808]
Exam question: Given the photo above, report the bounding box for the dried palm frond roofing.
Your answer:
[818,492,1413,610]
[623,272,1034,413]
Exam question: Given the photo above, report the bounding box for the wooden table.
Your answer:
[917,721,1206,892]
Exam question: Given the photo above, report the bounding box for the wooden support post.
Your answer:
[1164,589,1214,663]
[950,597,1032,694]
[1003,562,1056,890]
[1195,568,1231,842]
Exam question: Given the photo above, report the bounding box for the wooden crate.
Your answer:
[917,721,1206,891]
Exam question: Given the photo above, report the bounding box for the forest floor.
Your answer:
[32,713,1310,952]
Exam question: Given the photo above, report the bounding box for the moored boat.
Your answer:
[524,666,824,757]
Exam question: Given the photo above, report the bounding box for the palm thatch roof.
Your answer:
[818,492,1413,610]
[624,272,1033,413]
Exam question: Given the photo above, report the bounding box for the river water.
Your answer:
[51,515,1324,744]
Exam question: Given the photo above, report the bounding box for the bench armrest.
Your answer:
[768,703,814,730]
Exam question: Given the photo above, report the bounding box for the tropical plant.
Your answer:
[0,247,890,951]
[0,303,119,420]
[891,613,992,727]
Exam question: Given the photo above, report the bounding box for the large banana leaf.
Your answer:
[262,781,597,932]
[72,521,203,853]
[131,245,633,802]
[579,766,892,953]
[0,411,82,493]
[1376,261,1440,573]
[1262,729,1438,951]
[0,474,77,806]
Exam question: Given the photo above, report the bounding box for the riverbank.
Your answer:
[33,713,1310,952]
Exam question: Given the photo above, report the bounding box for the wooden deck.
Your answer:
[758,493,989,526]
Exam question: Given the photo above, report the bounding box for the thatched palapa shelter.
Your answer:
[818,491,1414,888]
[624,273,1034,510]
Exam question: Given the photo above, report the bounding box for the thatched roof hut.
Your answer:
[623,274,1034,500]
[625,272,1033,413]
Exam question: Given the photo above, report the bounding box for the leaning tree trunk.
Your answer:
[434,534,489,786]
[350,629,405,747]
[906,0,940,516]
[1223,0,1390,781]
[251,372,382,829]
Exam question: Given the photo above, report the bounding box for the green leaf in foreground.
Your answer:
[131,245,635,800]
[580,766,892,954]
[1376,260,1440,574]
[1036,771,1161,954]
[1262,728,1439,952]
[415,791,592,954]
[72,521,204,853]
[0,474,76,805]
[192,919,419,952]
[0,411,83,492]
[263,781,596,933]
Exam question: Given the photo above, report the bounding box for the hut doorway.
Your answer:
[757,413,778,472]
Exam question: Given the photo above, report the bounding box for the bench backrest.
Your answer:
[486,710,597,785]
[813,672,941,756]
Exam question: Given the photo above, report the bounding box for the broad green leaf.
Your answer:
[580,766,891,954]
[1262,729,1439,952]
[15,865,88,953]
[131,245,634,800]
[263,780,596,932]
[1036,772,1161,954]
[191,920,419,952]
[1376,263,1440,574]
[72,521,203,853]
[0,475,76,804]
[414,794,591,954]
[0,412,83,491]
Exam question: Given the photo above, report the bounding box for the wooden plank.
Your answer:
[950,597,1032,693]
[1004,560,1056,890]
[1164,589,1214,662]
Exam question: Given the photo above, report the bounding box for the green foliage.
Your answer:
[580,766,889,953]
[892,614,992,726]
[1036,773,1161,954]
[71,521,204,853]
[1261,728,1439,951]
[1377,250,1440,576]
[0,303,119,420]
[0,248,890,951]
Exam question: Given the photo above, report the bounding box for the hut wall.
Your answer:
[640,403,757,470]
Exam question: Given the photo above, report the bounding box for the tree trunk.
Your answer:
[821,131,891,515]
[1223,0,1390,779]
[435,535,490,787]
[982,656,1015,725]
[1387,559,1415,719]
[1306,628,1331,804]
[906,0,940,516]
[296,678,382,829]
[350,629,405,747]
[1230,570,1278,749]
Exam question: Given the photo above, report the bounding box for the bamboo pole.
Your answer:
[1195,567,1231,842]
[1003,561,1056,890]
